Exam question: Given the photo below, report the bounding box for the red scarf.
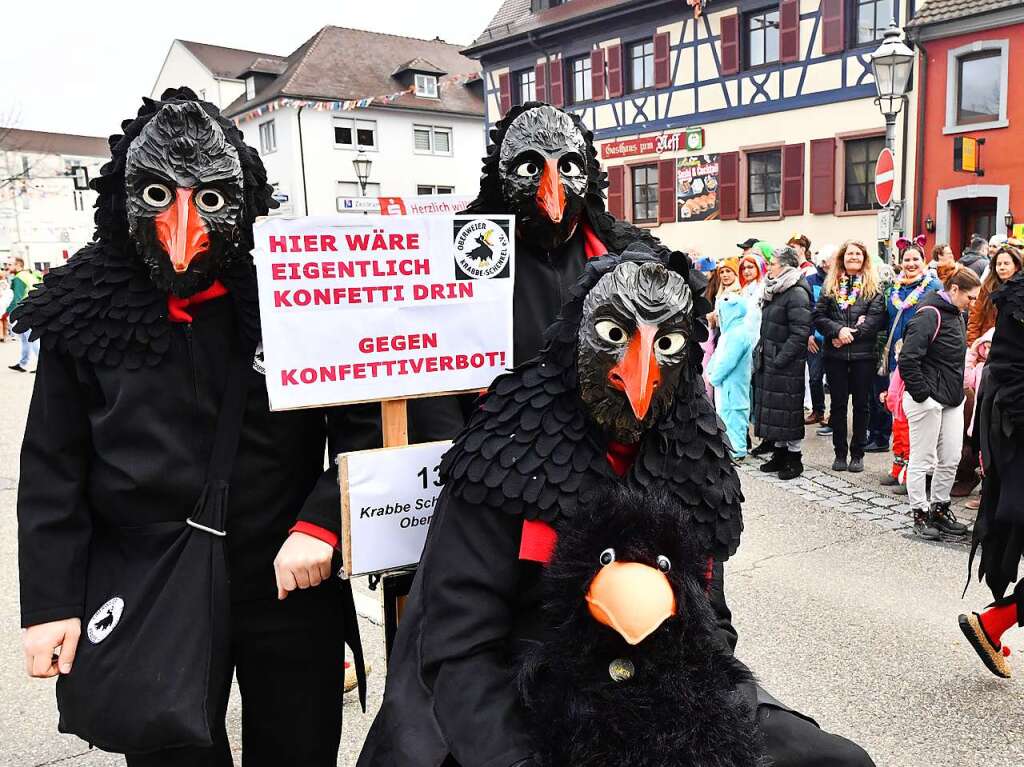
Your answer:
[166,281,228,323]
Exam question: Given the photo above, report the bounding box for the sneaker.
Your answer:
[893,483,908,495]
[750,440,775,458]
[804,411,824,425]
[880,474,900,486]
[759,450,787,473]
[832,456,848,472]
[816,424,833,436]
[913,509,940,539]
[778,452,804,481]
[863,440,890,453]
[930,501,968,536]
[8,364,27,372]
[848,457,864,473]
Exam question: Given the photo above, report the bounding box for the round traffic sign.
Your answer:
[875,148,895,208]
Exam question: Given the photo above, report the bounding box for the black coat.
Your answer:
[897,292,967,407]
[753,277,813,443]
[812,288,887,362]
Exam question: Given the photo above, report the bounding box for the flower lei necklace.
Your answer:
[837,274,863,308]
[891,274,929,311]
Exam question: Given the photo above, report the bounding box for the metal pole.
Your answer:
[885,111,898,263]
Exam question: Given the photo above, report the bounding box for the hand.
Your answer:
[707,311,718,328]
[831,338,843,348]
[880,391,888,404]
[23,618,80,678]
[274,532,335,600]
[838,328,855,345]
[807,337,819,354]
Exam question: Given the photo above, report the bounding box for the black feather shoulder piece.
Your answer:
[441,252,744,561]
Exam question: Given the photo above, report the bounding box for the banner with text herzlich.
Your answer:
[253,214,515,410]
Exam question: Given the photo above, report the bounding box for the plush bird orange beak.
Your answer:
[586,561,676,645]
[155,188,211,273]
[536,157,566,224]
[607,324,661,420]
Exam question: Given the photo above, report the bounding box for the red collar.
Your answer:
[605,440,640,478]
[167,281,228,323]
[581,221,608,260]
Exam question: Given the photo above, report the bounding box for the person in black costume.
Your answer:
[14,88,458,766]
[960,269,1024,678]
[358,102,873,767]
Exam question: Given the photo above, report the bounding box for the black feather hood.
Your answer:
[12,87,273,367]
[440,248,743,561]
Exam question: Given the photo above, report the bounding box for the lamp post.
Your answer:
[352,150,373,197]
[1005,209,1015,237]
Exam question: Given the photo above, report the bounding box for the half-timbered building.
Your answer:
[464,0,919,258]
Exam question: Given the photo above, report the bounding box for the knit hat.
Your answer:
[718,257,740,276]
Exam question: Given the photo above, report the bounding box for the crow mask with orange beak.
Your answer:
[126,101,244,297]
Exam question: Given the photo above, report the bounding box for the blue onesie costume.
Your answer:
[707,293,755,459]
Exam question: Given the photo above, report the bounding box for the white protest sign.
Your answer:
[340,440,450,577]
[253,214,515,410]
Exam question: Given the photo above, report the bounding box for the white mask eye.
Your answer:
[656,555,672,573]
[515,160,541,178]
[656,332,686,355]
[595,320,628,345]
[194,188,226,213]
[559,157,584,177]
[142,183,172,207]
[599,548,616,566]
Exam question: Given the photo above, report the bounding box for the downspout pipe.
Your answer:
[297,105,310,215]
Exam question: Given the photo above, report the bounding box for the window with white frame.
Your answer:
[945,40,1009,134]
[415,74,439,98]
[334,117,377,149]
[258,120,277,154]
[570,55,592,103]
[417,185,454,195]
[413,125,452,155]
[245,77,255,100]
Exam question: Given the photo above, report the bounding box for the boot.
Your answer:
[750,439,775,458]
[848,457,864,473]
[832,455,848,472]
[930,501,968,537]
[778,451,804,481]
[759,449,787,473]
[913,508,940,540]
[951,475,980,498]
[804,410,824,425]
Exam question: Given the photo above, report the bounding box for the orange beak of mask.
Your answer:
[607,324,662,420]
[535,157,567,224]
[154,188,211,273]
[586,561,676,645]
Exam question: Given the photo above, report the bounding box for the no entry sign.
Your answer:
[875,148,895,208]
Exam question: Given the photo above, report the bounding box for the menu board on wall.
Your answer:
[676,154,720,222]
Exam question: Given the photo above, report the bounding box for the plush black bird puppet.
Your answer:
[521,484,763,767]
[442,242,743,561]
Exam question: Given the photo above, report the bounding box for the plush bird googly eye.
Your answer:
[595,320,628,345]
[558,157,584,177]
[515,161,541,178]
[656,555,672,573]
[194,188,226,213]
[655,332,686,355]
[141,183,172,208]
[599,548,616,566]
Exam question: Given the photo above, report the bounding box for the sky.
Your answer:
[1,0,503,137]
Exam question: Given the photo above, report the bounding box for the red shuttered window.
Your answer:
[782,143,805,216]
[549,57,564,107]
[658,158,676,223]
[720,14,740,76]
[607,44,624,97]
[607,165,625,219]
[654,32,672,88]
[719,151,740,220]
[779,0,801,63]
[809,138,837,214]
[591,48,606,100]
[498,72,511,116]
[821,0,846,55]
[535,61,548,103]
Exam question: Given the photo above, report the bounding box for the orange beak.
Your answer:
[535,157,566,224]
[586,561,676,645]
[154,188,210,273]
[607,324,661,420]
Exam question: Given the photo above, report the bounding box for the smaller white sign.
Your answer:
[877,209,892,241]
[340,441,451,577]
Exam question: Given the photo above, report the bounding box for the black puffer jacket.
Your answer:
[898,291,967,407]
[812,286,887,361]
[753,276,813,442]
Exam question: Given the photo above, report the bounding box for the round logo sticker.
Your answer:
[454,219,510,279]
[87,597,124,644]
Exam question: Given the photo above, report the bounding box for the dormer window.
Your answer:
[245,76,256,100]
[415,74,439,98]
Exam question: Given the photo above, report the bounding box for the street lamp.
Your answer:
[352,150,373,196]
[870,20,915,150]
[1006,209,1015,235]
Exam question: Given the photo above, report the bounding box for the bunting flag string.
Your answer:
[233,71,482,124]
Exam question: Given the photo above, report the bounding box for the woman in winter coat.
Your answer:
[880,244,944,489]
[813,240,887,473]
[967,243,1022,344]
[754,246,813,481]
[899,265,982,539]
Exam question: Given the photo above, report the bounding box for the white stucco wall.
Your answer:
[151,41,245,109]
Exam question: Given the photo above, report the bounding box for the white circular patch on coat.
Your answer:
[87,597,124,644]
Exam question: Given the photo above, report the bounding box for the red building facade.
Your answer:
[909,1,1024,255]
